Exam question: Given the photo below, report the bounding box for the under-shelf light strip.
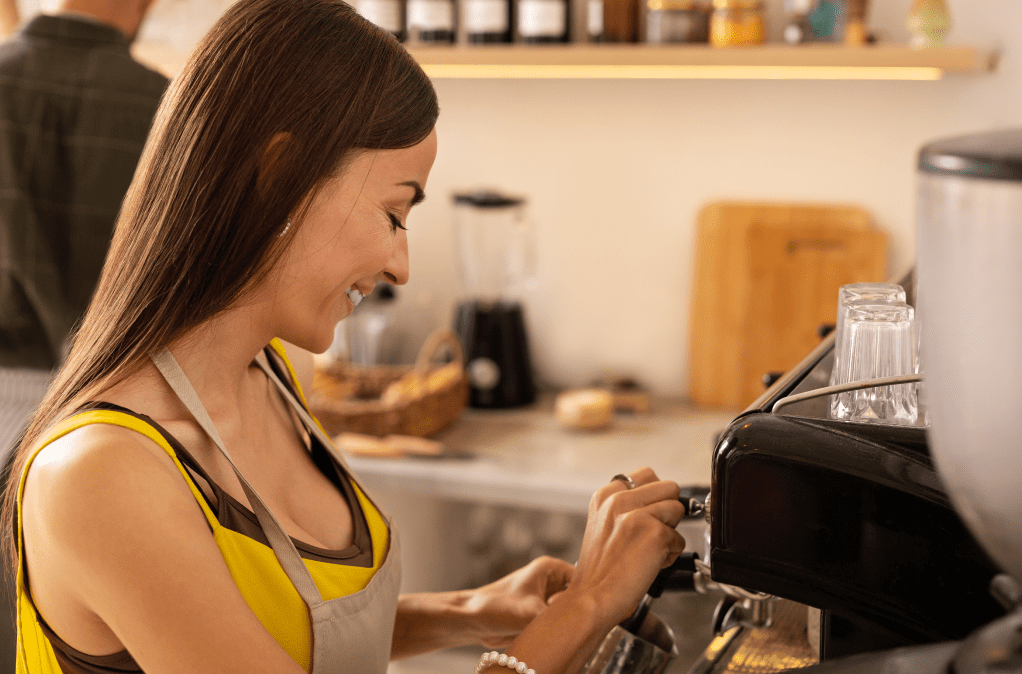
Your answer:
[421,64,944,80]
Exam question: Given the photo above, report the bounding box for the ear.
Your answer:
[257,131,295,198]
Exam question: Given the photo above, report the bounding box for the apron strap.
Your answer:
[255,350,395,551]
[253,352,357,477]
[150,347,325,608]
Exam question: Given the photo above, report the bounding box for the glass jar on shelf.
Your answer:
[407,0,456,43]
[517,0,569,43]
[464,0,513,42]
[709,0,764,46]
[643,0,710,43]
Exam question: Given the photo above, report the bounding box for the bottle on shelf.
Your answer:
[782,0,815,44]
[641,0,710,44]
[407,0,456,43]
[586,0,604,40]
[907,0,951,48]
[517,0,569,42]
[464,0,513,42]
[806,0,845,41]
[355,0,407,41]
[844,0,869,45]
[602,0,639,41]
[709,0,764,46]
[569,0,604,43]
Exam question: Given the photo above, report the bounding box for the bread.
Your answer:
[555,388,615,430]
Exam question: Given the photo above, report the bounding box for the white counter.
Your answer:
[347,398,739,673]
[347,398,738,515]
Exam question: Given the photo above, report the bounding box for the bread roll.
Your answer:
[555,388,615,430]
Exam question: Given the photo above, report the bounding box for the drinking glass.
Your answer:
[829,283,907,418]
[830,300,918,425]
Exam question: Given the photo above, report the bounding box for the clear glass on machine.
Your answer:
[830,299,918,426]
[829,282,907,419]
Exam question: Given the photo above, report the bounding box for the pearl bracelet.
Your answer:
[475,650,535,674]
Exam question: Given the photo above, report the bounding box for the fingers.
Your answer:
[642,496,686,528]
[537,556,574,599]
[599,467,675,497]
[596,479,681,515]
[661,530,687,568]
[605,467,658,495]
[615,503,687,566]
[628,467,659,489]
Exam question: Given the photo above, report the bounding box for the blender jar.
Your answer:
[451,190,537,408]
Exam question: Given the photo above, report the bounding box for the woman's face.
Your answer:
[267,129,437,353]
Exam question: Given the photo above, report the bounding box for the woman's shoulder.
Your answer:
[17,412,288,670]
[21,411,202,551]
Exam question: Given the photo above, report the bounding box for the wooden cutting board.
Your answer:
[688,201,888,410]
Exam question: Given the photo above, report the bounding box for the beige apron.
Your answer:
[152,347,401,674]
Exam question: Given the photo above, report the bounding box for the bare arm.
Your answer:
[0,0,17,36]
[23,426,309,674]
[392,556,573,660]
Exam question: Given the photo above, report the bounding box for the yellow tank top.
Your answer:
[15,341,389,673]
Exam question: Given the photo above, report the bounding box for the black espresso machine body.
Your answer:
[708,332,1006,661]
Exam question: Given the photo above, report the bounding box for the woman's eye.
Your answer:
[388,213,407,232]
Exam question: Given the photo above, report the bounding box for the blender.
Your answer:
[451,190,537,408]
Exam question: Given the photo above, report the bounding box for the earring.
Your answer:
[278,218,292,238]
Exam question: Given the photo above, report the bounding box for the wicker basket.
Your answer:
[308,328,469,438]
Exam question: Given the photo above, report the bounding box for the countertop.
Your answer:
[347,396,739,514]
[351,397,742,674]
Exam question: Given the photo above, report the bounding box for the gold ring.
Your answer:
[611,474,635,489]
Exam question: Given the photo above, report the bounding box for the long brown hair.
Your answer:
[2,0,438,566]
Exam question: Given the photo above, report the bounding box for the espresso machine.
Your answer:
[681,128,1022,673]
[451,190,537,408]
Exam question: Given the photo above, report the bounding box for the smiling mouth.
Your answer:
[346,287,365,307]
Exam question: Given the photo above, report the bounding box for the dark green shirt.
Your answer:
[0,15,168,369]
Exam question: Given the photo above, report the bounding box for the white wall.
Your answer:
[401,0,1022,396]
[19,0,1022,396]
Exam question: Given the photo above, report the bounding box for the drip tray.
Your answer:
[689,599,819,674]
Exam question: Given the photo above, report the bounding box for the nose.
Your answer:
[380,232,409,286]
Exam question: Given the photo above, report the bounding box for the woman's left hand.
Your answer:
[464,556,575,649]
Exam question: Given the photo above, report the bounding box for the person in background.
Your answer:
[1,1,688,673]
[0,1,165,670]
[0,0,166,459]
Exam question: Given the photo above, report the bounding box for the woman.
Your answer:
[1,1,688,673]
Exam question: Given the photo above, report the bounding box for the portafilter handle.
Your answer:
[619,553,701,634]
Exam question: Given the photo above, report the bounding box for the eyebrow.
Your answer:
[399,181,426,206]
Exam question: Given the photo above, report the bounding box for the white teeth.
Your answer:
[346,288,363,306]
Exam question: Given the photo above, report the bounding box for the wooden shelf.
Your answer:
[405,44,998,80]
[134,42,996,81]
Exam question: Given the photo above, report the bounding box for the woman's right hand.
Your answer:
[563,467,687,631]
[469,468,687,674]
